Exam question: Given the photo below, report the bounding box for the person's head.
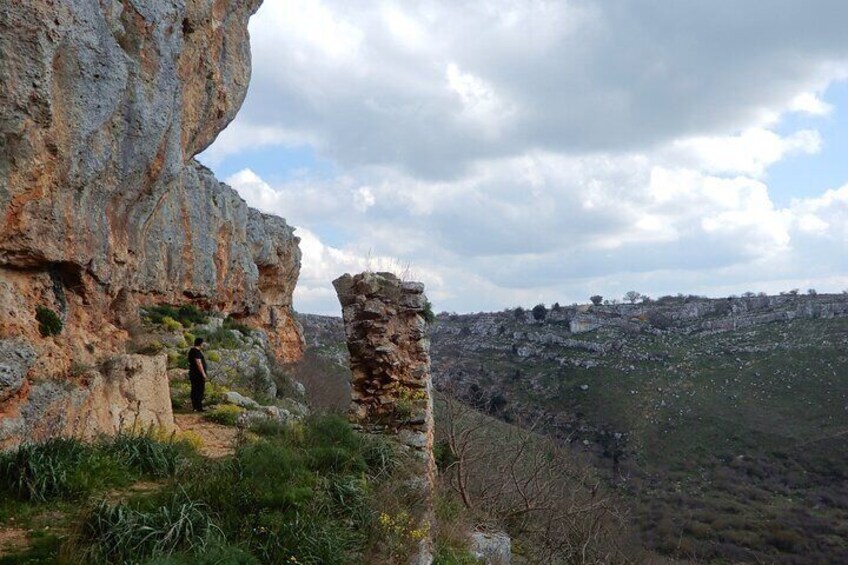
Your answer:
[194,337,204,348]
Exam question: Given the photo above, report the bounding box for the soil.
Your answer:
[174,412,238,458]
[0,528,29,558]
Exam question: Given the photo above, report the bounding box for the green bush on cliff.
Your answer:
[223,315,254,336]
[35,306,63,337]
[143,304,209,328]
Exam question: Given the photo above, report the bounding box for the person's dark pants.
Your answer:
[190,375,205,411]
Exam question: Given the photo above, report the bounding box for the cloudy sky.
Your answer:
[200,0,848,315]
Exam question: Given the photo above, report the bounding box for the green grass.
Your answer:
[50,415,420,565]
[71,495,222,563]
[203,405,244,427]
[0,433,196,503]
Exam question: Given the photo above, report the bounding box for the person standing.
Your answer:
[188,337,208,412]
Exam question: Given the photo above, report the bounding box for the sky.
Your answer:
[199,0,848,315]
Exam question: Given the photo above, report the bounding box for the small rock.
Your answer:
[471,531,511,564]
[222,391,261,410]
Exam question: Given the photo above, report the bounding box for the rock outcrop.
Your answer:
[333,272,435,564]
[0,0,301,446]
[0,353,174,450]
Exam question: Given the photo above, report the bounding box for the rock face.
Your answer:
[0,353,174,450]
[0,0,302,445]
[333,272,435,564]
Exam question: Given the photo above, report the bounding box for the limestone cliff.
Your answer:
[0,0,302,445]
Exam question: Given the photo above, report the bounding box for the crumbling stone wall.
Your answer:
[333,271,435,564]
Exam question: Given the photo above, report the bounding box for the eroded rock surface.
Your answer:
[0,0,301,446]
[0,353,173,450]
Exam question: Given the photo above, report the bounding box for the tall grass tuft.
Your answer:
[75,495,222,562]
[103,432,190,478]
[0,438,119,501]
[0,433,196,502]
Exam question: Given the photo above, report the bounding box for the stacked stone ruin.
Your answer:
[333,271,435,564]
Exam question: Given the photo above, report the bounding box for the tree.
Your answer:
[623,291,642,304]
[551,302,562,312]
[532,303,547,321]
[513,306,526,320]
[437,391,631,563]
[590,295,603,306]
[807,288,817,296]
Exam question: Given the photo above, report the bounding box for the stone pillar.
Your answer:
[333,271,435,564]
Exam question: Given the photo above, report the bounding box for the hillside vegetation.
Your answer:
[429,294,848,563]
[299,293,848,563]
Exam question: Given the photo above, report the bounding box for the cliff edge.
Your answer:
[0,0,302,446]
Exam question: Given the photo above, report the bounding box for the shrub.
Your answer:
[177,304,209,326]
[194,327,242,349]
[531,303,546,321]
[203,405,244,427]
[35,306,63,337]
[223,316,253,336]
[423,300,436,324]
[206,351,221,363]
[143,304,209,328]
[590,295,603,306]
[161,316,183,332]
[167,351,189,370]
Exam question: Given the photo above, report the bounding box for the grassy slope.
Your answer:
[430,315,848,563]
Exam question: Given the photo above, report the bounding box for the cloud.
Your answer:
[209,0,848,314]
[212,0,848,177]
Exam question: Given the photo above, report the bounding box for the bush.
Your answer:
[532,304,547,321]
[143,304,209,328]
[203,405,244,427]
[194,327,242,349]
[161,316,183,332]
[223,316,253,336]
[423,300,436,324]
[35,306,63,337]
[590,295,603,306]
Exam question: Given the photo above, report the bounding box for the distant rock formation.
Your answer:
[0,0,301,446]
[333,272,435,564]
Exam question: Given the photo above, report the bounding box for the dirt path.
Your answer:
[174,412,238,458]
[0,527,29,558]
